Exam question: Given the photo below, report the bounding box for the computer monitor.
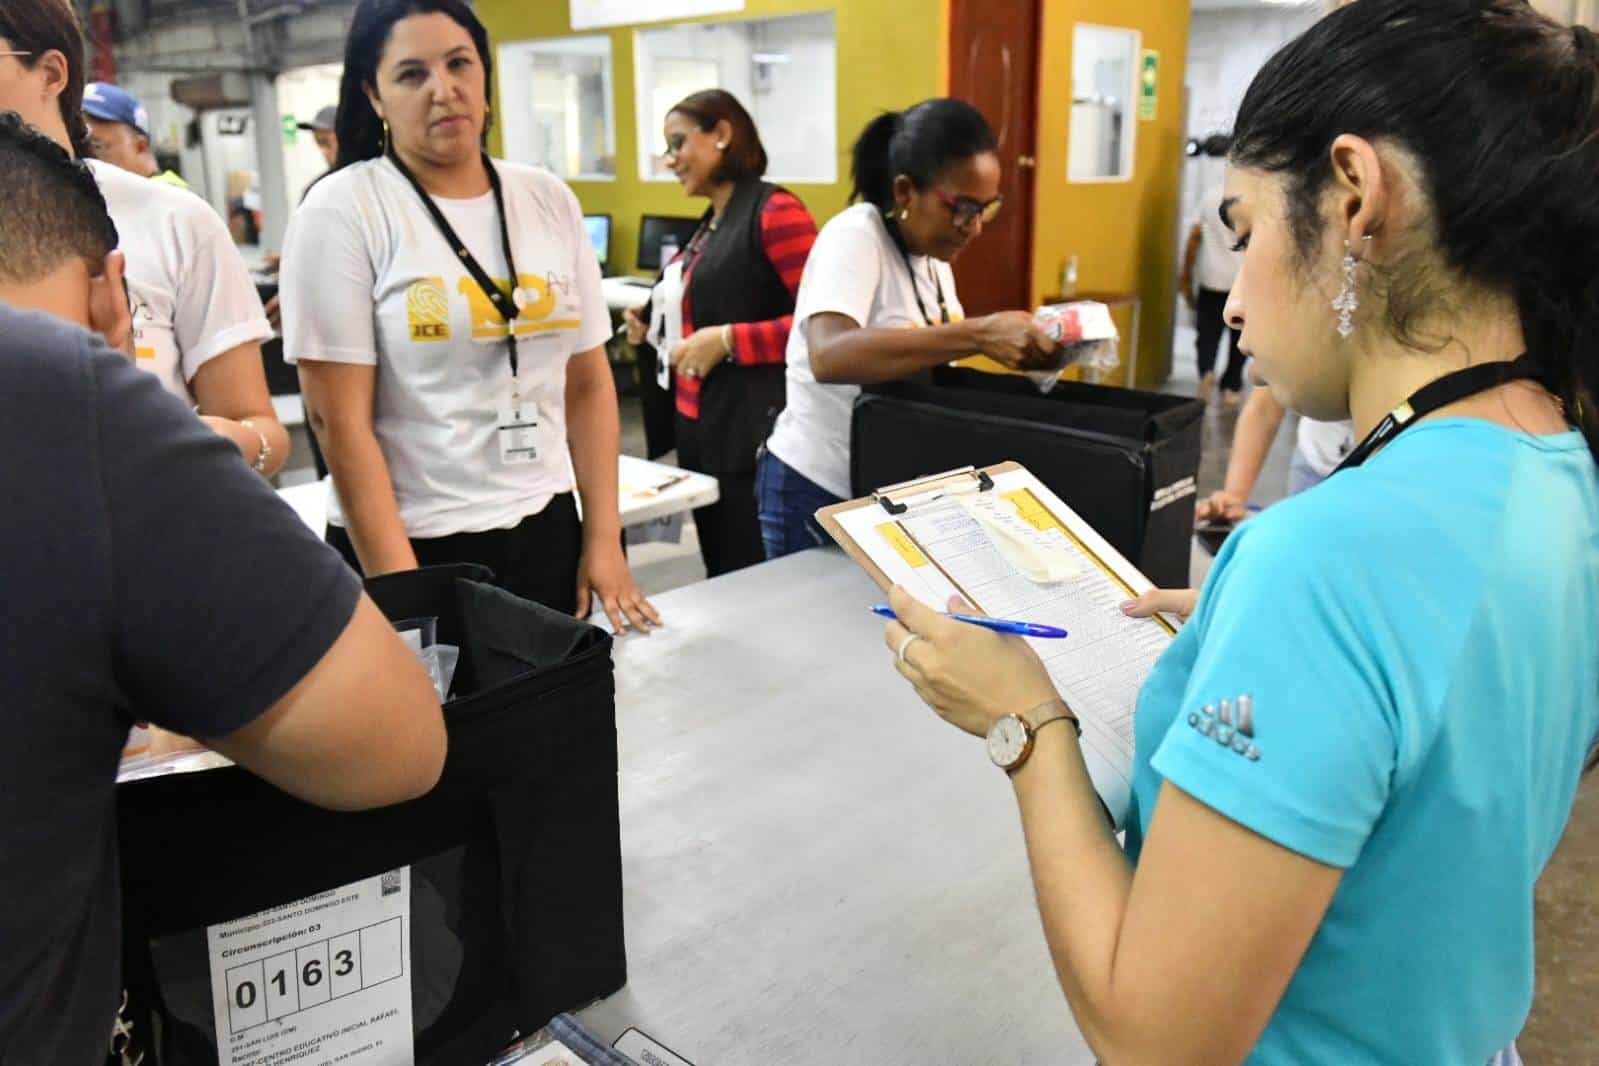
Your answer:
[582,213,611,274]
[637,214,701,273]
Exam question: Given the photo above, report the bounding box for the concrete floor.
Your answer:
[281,325,1595,1058]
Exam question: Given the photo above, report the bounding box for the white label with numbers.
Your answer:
[206,869,413,1066]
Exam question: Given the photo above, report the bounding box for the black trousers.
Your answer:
[1196,287,1245,393]
[326,493,582,615]
[675,416,764,578]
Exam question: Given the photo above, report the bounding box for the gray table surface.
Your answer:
[578,548,1096,1065]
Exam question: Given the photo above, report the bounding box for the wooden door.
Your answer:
[948,0,1041,316]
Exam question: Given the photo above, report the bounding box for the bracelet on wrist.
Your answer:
[239,418,271,475]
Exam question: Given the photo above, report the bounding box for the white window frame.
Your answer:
[497,34,618,183]
[1067,23,1142,186]
[632,11,838,186]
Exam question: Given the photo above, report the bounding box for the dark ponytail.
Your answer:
[850,111,904,212]
[1230,0,1599,464]
[333,0,494,171]
[849,98,997,214]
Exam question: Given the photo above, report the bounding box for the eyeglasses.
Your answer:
[0,51,33,59]
[931,187,1003,228]
[659,133,689,162]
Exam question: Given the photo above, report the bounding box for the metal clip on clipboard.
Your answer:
[871,465,996,516]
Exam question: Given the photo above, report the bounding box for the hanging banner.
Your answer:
[570,0,743,30]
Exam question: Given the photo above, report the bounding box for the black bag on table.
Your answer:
[114,565,624,1066]
[850,368,1205,588]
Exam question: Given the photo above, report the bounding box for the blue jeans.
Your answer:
[755,449,842,560]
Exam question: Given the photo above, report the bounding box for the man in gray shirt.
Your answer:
[0,113,448,1064]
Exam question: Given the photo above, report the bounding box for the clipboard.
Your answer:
[817,460,1176,634]
[819,461,1177,828]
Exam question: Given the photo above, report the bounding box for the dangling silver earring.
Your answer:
[1333,239,1360,339]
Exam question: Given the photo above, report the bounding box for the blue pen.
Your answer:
[870,604,1068,639]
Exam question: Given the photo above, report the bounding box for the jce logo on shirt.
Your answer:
[407,278,451,341]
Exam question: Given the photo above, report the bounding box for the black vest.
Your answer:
[681,179,795,474]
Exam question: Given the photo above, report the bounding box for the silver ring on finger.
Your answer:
[897,632,923,665]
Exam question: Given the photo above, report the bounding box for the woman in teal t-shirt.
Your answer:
[879,2,1599,1063]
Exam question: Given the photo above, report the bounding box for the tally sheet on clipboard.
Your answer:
[817,462,1176,827]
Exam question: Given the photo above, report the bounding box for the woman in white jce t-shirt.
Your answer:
[88,160,288,476]
[0,0,288,478]
[760,99,1058,559]
[281,0,657,632]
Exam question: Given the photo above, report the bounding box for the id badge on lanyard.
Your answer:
[495,335,540,463]
[388,149,549,468]
[497,369,541,466]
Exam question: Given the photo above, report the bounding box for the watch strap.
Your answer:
[1024,698,1081,738]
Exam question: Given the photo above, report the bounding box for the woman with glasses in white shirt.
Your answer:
[758,98,1057,558]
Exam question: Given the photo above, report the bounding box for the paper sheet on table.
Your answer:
[827,466,1174,828]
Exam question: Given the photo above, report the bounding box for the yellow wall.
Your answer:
[1033,0,1190,386]
[478,1,950,276]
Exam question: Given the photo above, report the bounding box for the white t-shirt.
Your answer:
[1296,417,1356,476]
[88,159,272,404]
[280,157,611,538]
[1193,189,1242,293]
[765,202,965,499]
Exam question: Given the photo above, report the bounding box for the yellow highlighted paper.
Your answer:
[877,522,928,567]
[1004,489,1068,534]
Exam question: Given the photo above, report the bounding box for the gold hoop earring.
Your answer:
[380,118,390,154]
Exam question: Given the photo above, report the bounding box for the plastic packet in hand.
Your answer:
[1028,301,1120,392]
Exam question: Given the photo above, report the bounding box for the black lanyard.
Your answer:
[884,215,949,327]
[1333,353,1545,473]
[388,149,524,381]
[678,218,714,284]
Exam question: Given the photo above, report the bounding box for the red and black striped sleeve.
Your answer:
[728,190,818,367]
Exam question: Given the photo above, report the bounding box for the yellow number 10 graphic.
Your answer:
[458,274,580,340]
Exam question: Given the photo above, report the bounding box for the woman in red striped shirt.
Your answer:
[624,89,818,577]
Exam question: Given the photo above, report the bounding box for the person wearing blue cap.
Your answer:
[82,80,186,188]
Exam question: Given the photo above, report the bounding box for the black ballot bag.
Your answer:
[851,368,1205,588]
[115,565,624,1066]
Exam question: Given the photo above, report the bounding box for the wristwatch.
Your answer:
[987,698,1081,773]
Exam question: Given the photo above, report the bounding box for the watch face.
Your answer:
[987,715,1029,768]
